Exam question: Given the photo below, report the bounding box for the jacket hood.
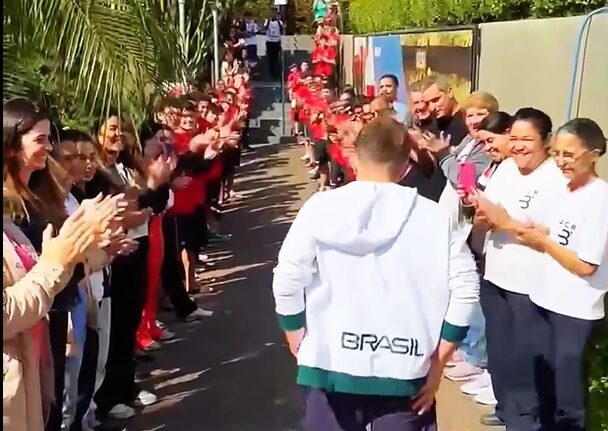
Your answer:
[311,182,418,255]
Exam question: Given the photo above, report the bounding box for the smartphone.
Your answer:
[458,162,477,196]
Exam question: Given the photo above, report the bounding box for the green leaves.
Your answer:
[348,0,607,33]
[586,326,608,431]
[3,0,189,128]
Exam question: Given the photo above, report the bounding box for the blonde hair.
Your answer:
[463,91,499,113]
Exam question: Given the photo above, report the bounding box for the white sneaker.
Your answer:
[444,361,484,381]
[185,307,214,321]
[460,370,492,396]
[158,328,175,341]
[474,385,498,405]
[308,167,319,175]
[156,320,166,329]
[134,389,158,407]
[107,403,135,419]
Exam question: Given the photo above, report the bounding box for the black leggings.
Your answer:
[45,311,69,431]
[161,215,198,318]
[94,237,148,415]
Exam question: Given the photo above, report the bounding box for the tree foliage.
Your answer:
[3,0,235,129]
[348,0,607,33]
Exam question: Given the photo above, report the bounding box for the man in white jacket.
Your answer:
[272,117,479,430]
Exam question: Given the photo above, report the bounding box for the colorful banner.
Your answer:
[400,29,476,103]
[370,35,407,102]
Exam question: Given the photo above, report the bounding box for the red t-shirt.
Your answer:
[173,131,195,155]
[170,155,223,215]
[312,47,335,77]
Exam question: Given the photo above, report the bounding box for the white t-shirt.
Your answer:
[65,193,105,301]
[483,158,566,294]
[265,19,283,42]
[244,21,259,45]
[530,177,608,320]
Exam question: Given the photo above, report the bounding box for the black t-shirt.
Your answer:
[436,109,468,147]
[398,160,446,203]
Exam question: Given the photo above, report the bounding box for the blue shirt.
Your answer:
[393,102,408,124]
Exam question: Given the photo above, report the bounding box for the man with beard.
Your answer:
[420,74,468,146]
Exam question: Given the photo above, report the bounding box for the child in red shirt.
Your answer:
[312,37,336,78]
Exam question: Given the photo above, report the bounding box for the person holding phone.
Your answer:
[474,118,608,431]
[469,108,564,429]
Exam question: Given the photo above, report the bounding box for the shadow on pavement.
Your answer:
[125,143,311,431]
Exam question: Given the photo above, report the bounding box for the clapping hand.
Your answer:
[40,202,118,267]
[515,223,550,252]
[420,131,451,154]
[147,155,175,189]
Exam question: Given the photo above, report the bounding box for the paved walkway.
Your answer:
[130,143,495,431]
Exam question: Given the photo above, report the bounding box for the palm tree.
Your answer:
[2,0,227,128]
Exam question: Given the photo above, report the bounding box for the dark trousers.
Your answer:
[71,326,99,431]
[480,280,542,431]
[45,310,69,431]
[534,306,597,431]
[266,41,282,78]
[162,215,197,318]
[94,237,148,415]
[303,389,437,431]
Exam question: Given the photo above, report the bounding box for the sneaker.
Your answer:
[155,320,167,329]
[480,413,504,427]
[142,340,162,351]
[134,390,158,407]
[308,167,319,175]
[300,155,310,161]
[444,361,484,381]
[198,253,210,262]
[460,370,492,396]
[107,403,135,419]
[158,328,175,341]
[185,307,214,321]
[474,385,498,406]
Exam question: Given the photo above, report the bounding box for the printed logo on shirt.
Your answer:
[518,190,539,209]
[557,219,577,246]
[341,332,424,356]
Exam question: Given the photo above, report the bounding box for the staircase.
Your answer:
[248,35,313,146]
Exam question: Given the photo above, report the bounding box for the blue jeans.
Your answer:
[62,287,88,429]
[461,302,487,368]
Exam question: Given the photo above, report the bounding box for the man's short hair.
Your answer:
[463,91,499,113]
[409,80,423,93]
[420,74,451,92]
[379,74,399,87]
[355,116,408,164]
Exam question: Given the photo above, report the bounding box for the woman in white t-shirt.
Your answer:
[478,118,607,431]
[470,108,564,429]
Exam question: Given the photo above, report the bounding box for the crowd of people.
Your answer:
[278,25,607,430]
[3,35,253,430]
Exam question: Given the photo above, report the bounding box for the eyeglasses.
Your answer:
[548,149,597,164]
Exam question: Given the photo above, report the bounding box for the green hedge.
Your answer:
[348,0,607,33]
[587,326,608,431]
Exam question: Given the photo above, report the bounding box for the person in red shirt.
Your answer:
[309,83,335,190]
[169,125,222,294]
[172,99,199,154]
[312,36,336,79]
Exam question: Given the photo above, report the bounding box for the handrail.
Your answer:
[281,36,286,136]
[565,7,608,120]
